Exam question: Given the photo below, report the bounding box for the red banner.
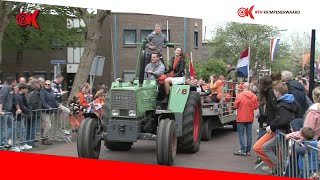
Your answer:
[0,151,300,180]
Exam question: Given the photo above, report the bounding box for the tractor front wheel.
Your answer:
[77,118,101,159]
[156,118,177,166]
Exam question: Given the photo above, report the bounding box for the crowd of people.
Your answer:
[230,69,320,178]
[0,74,108,152]
[0,75,67,151]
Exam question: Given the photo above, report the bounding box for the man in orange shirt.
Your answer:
[233,82,259,156]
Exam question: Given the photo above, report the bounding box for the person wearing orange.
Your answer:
[209,74,223,103]
[93,88,106,118]
[70,83,91,132]
[68,96,83,132]
[233,82,259,156]
[162,47,186,103]
[77,83,91,109]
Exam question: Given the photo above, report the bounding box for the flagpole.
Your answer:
[247,47,250,83]
[270,37,272,76]
[190,51,192,76]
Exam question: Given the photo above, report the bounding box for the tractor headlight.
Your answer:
[129,110,136,117]
[112,109,120,116]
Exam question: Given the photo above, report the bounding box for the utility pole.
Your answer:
[309,29,316,99]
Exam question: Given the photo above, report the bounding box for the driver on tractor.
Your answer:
[145,53,165,78]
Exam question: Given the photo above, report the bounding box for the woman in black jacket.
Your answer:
[253,75,278,165]
[162,47,186,103]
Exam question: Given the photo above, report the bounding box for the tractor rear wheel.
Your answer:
[178,92,203,153]
[201,117,212,141]
[105,141,132,151]
[77,118,101,159]
[156,118,177,166]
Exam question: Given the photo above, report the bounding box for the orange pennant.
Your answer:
[302,53,310,68]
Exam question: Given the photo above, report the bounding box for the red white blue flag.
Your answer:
[237,48,249,77]
[270,37,280,62]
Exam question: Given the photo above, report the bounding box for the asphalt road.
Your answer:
[28,120,268,175]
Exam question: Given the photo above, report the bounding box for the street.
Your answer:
[29,120,267,175]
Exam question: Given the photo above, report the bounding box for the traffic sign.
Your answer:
[51,60,66,64]
[89,56,105,76]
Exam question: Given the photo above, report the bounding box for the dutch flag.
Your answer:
[270,37,280,62]
[237,47,250,77]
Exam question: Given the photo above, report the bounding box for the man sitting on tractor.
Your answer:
[145,53,165,79]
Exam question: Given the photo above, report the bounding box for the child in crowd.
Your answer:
[69,96,86,115]
[295,127,318,178]
[68,96,86,132]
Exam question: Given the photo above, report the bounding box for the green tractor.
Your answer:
[77,40,203,165]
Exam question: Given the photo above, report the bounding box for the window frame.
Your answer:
[194,31,199,49]
[140,29,153,43]
[123,29,137,47]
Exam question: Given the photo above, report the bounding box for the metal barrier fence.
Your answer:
[220,81,238,116]
[0,107,80,151]
[274,131,320,179]
[199,81,240,116]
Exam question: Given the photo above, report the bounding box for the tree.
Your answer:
[67,9,110,102]
[288,32,320,76]
[207,22,290,79]
[3,4,84,68]
[188,58,227,81]
[0,1,25,64]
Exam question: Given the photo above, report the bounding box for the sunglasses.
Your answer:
[45,84,51,85]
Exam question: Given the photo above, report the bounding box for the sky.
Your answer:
[8,0,320,44]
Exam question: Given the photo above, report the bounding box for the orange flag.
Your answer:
[302,53,310,68]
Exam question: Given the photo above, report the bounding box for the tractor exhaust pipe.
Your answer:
[139,40,147,87]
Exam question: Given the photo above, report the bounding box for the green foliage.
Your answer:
[187,58,227,81]
[3,5,84,51]
[207,22,291,78]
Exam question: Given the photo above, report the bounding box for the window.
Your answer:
[194,31,198,48]
[67,18,86,28]
[141,30,170,44]
[140,30,152,42]
[67,42,84,63]
[162,30,170,42]
[124,30,136,45]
